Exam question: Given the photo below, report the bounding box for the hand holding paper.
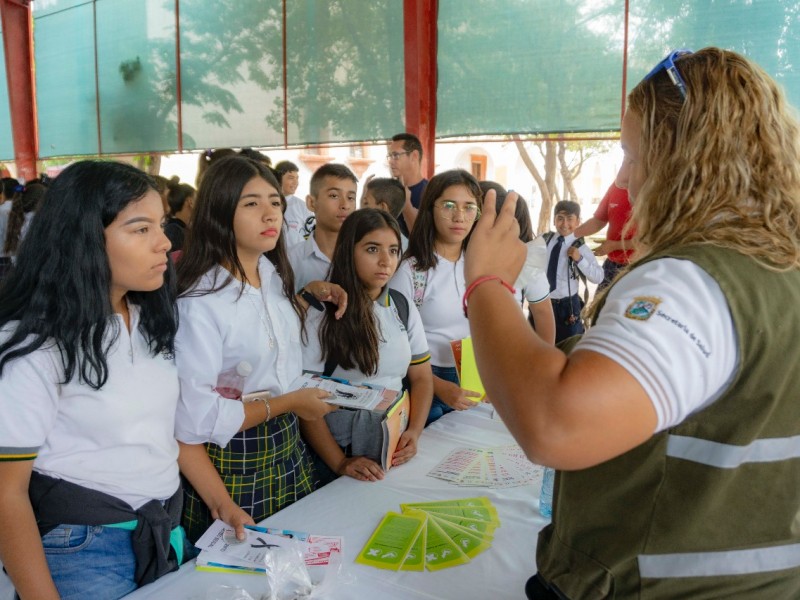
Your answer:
[449,337,486,404]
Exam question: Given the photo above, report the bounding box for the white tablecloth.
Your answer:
[1,404,549,600]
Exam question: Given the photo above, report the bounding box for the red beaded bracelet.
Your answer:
[462,275,516,317]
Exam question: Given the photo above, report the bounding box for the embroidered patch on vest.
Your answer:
[624,296,661,321]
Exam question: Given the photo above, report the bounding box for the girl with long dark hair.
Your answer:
[390,169,514,425]
[0,160,243,599]
[301,208,433,482]
[174,155,341,542]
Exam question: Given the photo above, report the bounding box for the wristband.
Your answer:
[462,275,516,317]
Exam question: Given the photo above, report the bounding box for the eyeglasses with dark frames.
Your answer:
[386,151,412,161]
[643,49,693,100]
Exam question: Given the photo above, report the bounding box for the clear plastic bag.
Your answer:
[263,540,354,600]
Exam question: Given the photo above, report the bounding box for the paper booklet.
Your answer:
[427,445,540,488]
[356,497,500,571]
[194,520,342,575]
[289,372,402,413]
[381,390,410,471]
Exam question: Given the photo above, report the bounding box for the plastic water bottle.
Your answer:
[214,361,253,399]
[539,467,555,519]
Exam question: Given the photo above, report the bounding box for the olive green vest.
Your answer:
[537,245,800,599]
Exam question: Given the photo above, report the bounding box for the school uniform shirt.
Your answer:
[516,237,550,304]
[547,233,604,299]
[577,258,737,433]
[389,254,466,368]
[287,234,331,291]
[283,195,312,247]
[302,288,430,391]
[0,306,180,509]
[390,254,523,368]
[174,257,304,447]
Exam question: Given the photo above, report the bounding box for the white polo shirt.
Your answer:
[302,288,430,391]
[174,257,304,447]
[0,306,180,509]
[287,234,331,290]
[283,195,313,247]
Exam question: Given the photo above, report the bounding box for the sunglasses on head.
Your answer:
[643,49,693,100]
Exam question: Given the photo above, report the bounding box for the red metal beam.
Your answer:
[403,0,437,178]
[0,0,37,180]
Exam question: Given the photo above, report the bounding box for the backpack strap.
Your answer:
[542,231,555,244]
[323,356,338,378]
[388,288,410,330]
[568,237,590,306]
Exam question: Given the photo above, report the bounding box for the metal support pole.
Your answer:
[0,0,37,181]
[403,0,437,178]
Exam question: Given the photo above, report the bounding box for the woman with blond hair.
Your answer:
[464,48,800,598]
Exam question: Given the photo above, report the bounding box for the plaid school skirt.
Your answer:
[182,412,317,543]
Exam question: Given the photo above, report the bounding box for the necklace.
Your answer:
[245,288,276,349]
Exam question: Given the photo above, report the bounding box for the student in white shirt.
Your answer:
[544,200,604,343]
[174,155,342,543]
[274,160,312,246]
[0,161,247,600]
[301,209,433,483]
[390,169,498,425]
[287,163,357,289]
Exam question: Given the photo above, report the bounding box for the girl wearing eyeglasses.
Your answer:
[465,48,800,599]
[390,169,511,425]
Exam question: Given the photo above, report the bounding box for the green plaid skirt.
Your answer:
[182,412,317,543]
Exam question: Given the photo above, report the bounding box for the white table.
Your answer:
[2,405,549,600]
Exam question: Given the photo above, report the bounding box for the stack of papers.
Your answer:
[427,445,541,488]
[290,373,400,412]
[356,497,500,571]
[194,519,342,574]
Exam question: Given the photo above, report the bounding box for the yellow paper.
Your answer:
[356,512,426,570]
[459,337,485,402]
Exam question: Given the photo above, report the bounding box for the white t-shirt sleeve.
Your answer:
[0,346,59,455]
[174,298,245,446]
[576,258,738,432]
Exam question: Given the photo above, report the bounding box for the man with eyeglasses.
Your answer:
[387,133,428,235]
